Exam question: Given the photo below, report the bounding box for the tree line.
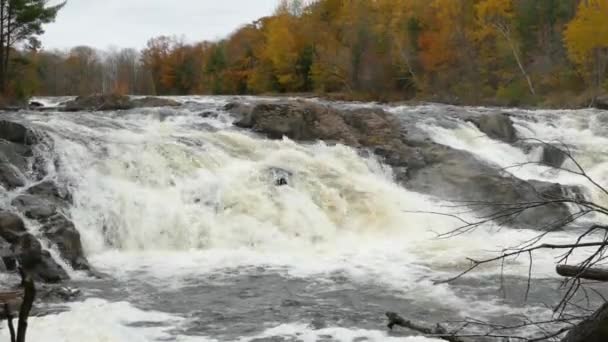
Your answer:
[5,0,608,106]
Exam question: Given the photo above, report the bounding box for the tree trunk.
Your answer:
[0,0,6,93]
[496,25,536,96]
[16,275,35,342]
[561,304,608,342]
[557,264,608,281]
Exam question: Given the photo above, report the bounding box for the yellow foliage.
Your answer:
[564,0,608,65]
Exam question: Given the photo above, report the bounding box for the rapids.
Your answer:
[1,96,607,341]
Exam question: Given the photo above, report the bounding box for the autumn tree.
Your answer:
[476,0,536,96]
[0,0,65,93]
[564,0,608,97]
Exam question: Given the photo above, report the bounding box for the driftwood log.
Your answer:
[385,312,467,342]
[556,265,608,282]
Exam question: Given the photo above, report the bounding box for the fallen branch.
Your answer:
[557,265,608,282]
[385,312,467,342]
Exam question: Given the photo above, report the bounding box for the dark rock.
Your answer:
[0,120,37,145]
[38,213,89,271]
[63,94,134,112]
[235,102,423,174]
[473,113,518,143]
[562,303,608,342]
[38,285,81,302]
[12,195,57,219]
[0,140,31,171]
[0,211,69,282]
[406,143,574,230]
[29,101,44,108]
[541,144,567,168]
[26,181,71,203]
[12,183,89,271]
[225,102,255,126]
[0,162,26,189]
[199,111,218,119]
[595,95,608,110]
[0,211,27,244]
[131,97,181,108]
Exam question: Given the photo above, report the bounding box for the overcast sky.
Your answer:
[41,0,279,50]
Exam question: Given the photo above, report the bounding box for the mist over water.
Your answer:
[2,97,606,341]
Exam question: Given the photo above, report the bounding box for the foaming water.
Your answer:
[7,98,605,340]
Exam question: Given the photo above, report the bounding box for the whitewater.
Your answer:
[1,96,606,341]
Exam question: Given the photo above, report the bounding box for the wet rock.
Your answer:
[131,97,181,108]
[0,140,31,171]
[595,95,608,110]
[63,94,134,112]
[235,101,423,175]
[26,180,71,203]
[406,143,574,229]
[11,182,89,271]
[15,234,69,283]
[471,113,517,143]
[0,213,69,283]
[39,285,81,302]
[541,144,567,168]
[0,120,37,145]
[0,162,26,189]
[225,102,254,125]
[38,213,88,271]
[12,195,57,219]
[29,101,44,108]
[0,212,27,243]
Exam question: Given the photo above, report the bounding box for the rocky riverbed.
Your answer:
[0,95,605,341]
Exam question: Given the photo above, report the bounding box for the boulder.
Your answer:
[541,144,567,168]
[0,140,31,171]
[12,195,57,220]
[0,120,37,145]
[0,212,69,282]
[27,180,72,203]
[594,95,608,110]
[406,143,574,230]
[29,101,44,108]
[63,94,134,112]
[233,102,423,174]
[131,97,181,108]
[0,212,26,244]
[225,102,254,124]
[471,113,518,143]
[14,233,69,283]
[0,162,26,189]
[38,213,89,271]
[12,183,88,271]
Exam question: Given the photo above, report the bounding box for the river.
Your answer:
[1,96,606,341]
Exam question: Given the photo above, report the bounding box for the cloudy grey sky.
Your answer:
[41,0,279,50]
